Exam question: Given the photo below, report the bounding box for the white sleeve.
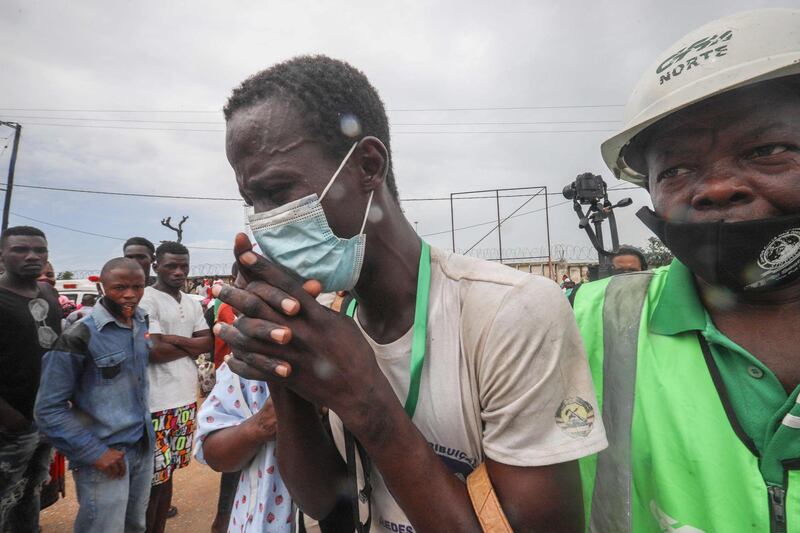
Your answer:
[192,301,210,334]
[472,276,607,467]
[139,293,163,335]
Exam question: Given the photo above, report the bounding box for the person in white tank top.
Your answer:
[213,55,607,532]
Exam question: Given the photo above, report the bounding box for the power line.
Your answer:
[388,104,625,112]
[394,120,621,126]
[462,191,542,255]
[7,211,230,250]
[1,115,622,127]
[421,183,637,238]
[2,115,223,125]
[0,103,625,114]
[15,122,617,135]
[22,122,224,133]
[4,183,640,252]
[1,182,639,202]
[9,211,130,241]
[3,183,243,201]
[0,108,221,114]
[396,129,616,135]
[5,202,562,247]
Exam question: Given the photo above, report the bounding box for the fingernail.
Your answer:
[281,298,299,314]
[270,328,288,343]
[240,251,257,266]
[275,365,289,378]
[213,323,223,335]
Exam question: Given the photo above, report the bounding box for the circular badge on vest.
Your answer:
[555,397,595,438]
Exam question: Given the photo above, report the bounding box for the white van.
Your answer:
[55,277,104,305]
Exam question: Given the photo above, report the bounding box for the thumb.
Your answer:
[234,232,253,257]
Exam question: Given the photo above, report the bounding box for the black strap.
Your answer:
[344,430,372,532]
[306,413,361,533]
[339,293,372,532]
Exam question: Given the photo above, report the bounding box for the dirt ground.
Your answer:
[40,458,221,532]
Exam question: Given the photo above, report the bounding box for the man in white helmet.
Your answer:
[572,8,800,532]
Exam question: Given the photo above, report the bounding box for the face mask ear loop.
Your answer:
[320,142,360,202]
[359,191,375,235]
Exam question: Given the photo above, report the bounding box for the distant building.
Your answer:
[506,260,594,283]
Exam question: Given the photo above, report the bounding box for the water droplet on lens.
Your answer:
[705,285,736,310]
[742,262,764,285]
[340,114,361,138]
[368,205,384,223]
[326,182,345,200]
[313,358,334,380]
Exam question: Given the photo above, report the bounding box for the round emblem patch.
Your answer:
[758,228,800,275]
[555,397,595,438]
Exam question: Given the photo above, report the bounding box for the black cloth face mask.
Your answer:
[636,207,800,293]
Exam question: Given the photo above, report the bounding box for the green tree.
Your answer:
[644,237,674,268]
[57,271,74,280]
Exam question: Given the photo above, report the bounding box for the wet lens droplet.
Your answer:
[340,114,361,138]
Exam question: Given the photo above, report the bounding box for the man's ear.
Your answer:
[356,136,390,192]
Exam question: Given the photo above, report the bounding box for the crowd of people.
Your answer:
[2,7,800,533]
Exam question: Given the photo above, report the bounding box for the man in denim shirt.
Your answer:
[35,258,154,532]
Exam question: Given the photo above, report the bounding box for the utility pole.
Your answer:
[1,122,21,232]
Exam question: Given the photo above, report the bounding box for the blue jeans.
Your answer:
[73,440,153,533]
[0,428,52,533]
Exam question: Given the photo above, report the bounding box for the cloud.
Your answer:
[0,0,783,271]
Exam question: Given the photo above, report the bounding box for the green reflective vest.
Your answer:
[573,270,800,533]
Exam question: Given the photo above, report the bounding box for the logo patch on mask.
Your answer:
[749,228,800,288]
[555,397,595,438]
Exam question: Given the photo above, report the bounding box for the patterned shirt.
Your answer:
[195,363,292,533]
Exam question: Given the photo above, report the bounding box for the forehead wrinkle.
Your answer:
[228,100,315,162]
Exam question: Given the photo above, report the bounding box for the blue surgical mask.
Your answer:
[247,142,374,292]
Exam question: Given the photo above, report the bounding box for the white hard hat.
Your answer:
[602,8,800,187]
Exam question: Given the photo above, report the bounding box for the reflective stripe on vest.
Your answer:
[589,272,653,533]
[575,270,800,533]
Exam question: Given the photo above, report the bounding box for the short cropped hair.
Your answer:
[123,236,155,256]
[155,241,189,260]
[224,55,398,200]
[100,257,143,280]
[615,245,648,271]
[0,226,46,248]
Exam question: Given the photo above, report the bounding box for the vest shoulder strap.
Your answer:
[589,272,653,533]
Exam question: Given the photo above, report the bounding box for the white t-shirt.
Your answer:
[329,247,607,532]
[140,286,209,412]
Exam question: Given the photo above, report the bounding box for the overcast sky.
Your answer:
[0,0,789,275]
